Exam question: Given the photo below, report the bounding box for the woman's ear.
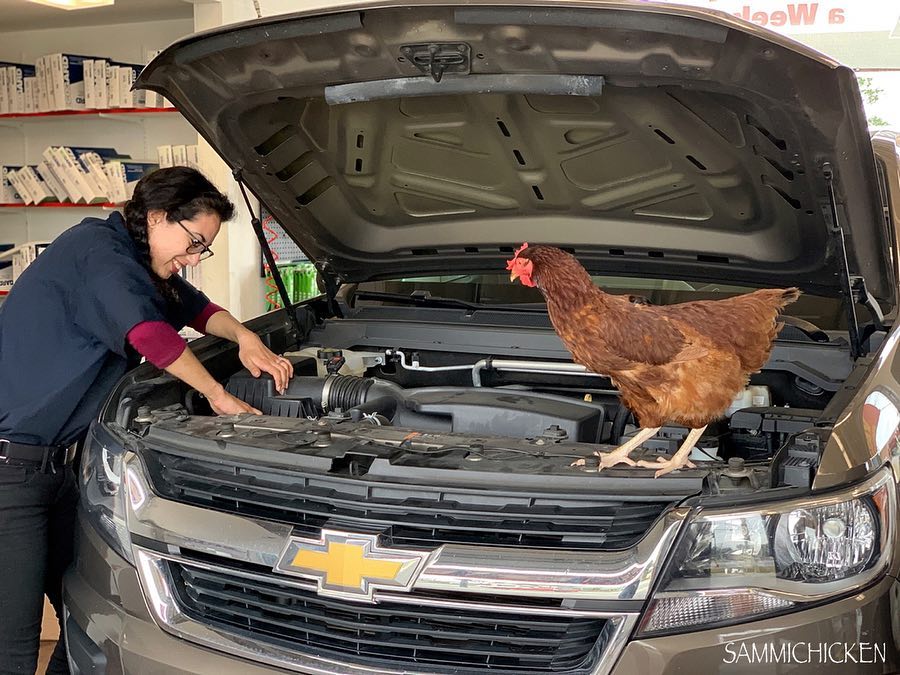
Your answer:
[146,209,167,229]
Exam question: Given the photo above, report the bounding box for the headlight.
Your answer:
[80,422,136,565]
[639,468,896,636]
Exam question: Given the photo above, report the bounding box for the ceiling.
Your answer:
[0,0,193,30]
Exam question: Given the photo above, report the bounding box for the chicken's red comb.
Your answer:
[505,242,529,270]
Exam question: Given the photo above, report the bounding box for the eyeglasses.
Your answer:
[177,220,214,261]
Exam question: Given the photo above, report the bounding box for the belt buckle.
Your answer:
[0,439,8,461]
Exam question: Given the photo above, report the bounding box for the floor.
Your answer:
[37,641,54,673]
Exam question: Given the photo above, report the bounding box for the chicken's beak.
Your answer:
[509,270,519,282]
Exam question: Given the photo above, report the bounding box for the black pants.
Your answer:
[0,462,77,675]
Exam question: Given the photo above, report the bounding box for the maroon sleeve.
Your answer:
[188,302,227,333]
[126,321,187,369]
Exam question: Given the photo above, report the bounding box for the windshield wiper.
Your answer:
[352,290,545,312]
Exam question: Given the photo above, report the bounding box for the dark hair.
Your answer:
[123,166,235,301]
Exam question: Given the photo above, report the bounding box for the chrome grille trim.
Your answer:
[136,547,639,675]
[125,454,689,601]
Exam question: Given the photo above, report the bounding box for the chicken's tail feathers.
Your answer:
[780,287,802,306]
[755,287,801,310]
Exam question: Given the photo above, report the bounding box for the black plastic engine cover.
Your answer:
[404,388,604,443]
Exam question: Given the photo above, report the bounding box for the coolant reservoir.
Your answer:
[749,385,771,407]
[726,388,754,417]
[726,385,772,417]
[290,347,371,377]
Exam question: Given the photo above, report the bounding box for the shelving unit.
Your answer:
[0,107,178,120]
[0,103,196,248]
[0,8,197,268]
[0,3,267,319]
[0,202,121,208]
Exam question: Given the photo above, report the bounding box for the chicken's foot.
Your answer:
[571,426,661,471]
[637,425,706,477]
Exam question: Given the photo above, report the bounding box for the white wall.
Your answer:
[0,17,193,64]
[0,17,198,272]
[191,0,267,321]
[0,12,269,321]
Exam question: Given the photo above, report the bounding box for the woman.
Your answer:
[0,166,292,674]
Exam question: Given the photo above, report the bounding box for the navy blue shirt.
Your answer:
[0,212,210,446]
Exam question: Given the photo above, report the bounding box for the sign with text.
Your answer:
[669,1,899,35]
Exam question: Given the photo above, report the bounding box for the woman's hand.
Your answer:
[207,387,263,415]
[237,332,294,394]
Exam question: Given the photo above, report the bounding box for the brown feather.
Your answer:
[513,245,800,428]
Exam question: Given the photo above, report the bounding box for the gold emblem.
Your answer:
[274,529,428,601]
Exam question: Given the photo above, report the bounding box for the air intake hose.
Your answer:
[282,375,450,430]
[284,375,404,413]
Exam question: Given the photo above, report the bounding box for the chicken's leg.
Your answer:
[571,426,661,471]
[637,425,706,477]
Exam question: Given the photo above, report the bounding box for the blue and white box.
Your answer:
[1,63,37,113]
[49,53,103,110]
[0,166,24,203]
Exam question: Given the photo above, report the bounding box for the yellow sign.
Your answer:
[274,530,428,601]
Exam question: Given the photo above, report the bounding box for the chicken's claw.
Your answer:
[570,448,636,471]
[636,455,697,478]
[594,448,637,469]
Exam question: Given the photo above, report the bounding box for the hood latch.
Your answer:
[401,42,471,83]
[315,262,344,319]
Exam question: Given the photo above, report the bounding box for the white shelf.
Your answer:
[0,108,179,121]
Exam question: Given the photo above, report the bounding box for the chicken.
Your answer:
[506,243,800,476]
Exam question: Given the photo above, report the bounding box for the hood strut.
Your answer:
[823,163,884,359]
[234,171,305,343]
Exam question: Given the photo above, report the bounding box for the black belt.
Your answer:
[0,439,76,472]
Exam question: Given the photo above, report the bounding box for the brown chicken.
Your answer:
[506,243,800,476]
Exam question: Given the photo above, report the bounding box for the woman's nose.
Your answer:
[185,253,202,266]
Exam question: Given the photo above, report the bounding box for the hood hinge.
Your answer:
[822,162,884,359]
[234,171,305,342]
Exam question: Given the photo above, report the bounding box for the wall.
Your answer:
[0,12,267,321]
[0,17,193,64]
[191,0,268,321]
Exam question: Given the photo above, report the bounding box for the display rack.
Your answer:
[0,108,178,120]
[0,202,121,208]
[0,105,195,248]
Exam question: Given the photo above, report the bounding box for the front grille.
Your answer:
[142,450,670,551]
[170,561,610,674]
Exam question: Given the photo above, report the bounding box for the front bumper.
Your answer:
[65,511,900,675]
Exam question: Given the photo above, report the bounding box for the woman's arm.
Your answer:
[203,309,294,394]
[163,347,261,415]
[127,320,261,415]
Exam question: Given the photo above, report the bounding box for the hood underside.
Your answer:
[137,0,894,303]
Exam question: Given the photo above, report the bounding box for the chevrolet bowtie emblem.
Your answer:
[274,529,428,601]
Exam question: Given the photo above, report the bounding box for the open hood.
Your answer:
[137,0,894,305]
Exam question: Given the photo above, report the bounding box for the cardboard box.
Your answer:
[171,144,187,167]
[94,59,109,110]
[112,62,143,108]
[7,169,35,204]
[23,77,35,113]
[156,144,173,168]
[0,166,24,203]
[43,147,82,203]
[52,53,99,110]
[36,161,68,202]
[1,242,51,282]
[18,166,54,204]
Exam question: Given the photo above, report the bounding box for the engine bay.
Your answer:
[122,343,846,495]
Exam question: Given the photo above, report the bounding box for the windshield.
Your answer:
[355,274,853,331]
